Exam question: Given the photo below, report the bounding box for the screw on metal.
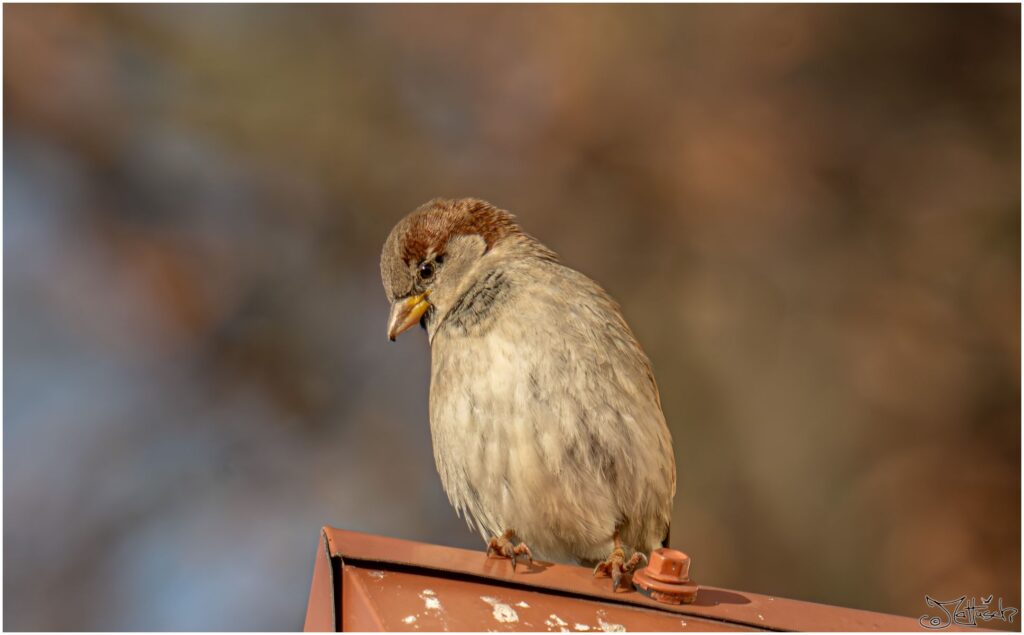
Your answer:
[632,548,699,605]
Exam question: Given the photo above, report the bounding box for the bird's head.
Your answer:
[380,197,525,341]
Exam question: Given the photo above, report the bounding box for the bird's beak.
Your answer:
[387,292,431,341]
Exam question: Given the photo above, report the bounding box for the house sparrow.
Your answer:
[380,198,676,591]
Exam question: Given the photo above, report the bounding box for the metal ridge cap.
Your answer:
[320,526,955,632]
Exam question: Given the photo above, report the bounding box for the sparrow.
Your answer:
[380,198,676,591]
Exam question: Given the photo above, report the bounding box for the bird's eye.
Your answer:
[418,262,434,280]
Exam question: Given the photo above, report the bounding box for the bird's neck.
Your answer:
[427,236,553,343]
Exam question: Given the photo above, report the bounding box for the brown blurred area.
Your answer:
[3,4,1019,631]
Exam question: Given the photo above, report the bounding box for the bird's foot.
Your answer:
[593,547,647,592]
[486,530,533,572]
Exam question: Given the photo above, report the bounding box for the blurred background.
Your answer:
[4,4,1020,631]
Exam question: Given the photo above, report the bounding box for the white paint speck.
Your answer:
[575,624,592,631]
[480,596,520,623]
[758,614,765,621]
[596,610,627,632]
[402,615,417,624]
[679,620,687,627]
[545,614,570,632]
[368,570,386,579]
[419,590,442,611]
[516,601,531,608]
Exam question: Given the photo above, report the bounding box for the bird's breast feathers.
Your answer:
[426,262,675,561]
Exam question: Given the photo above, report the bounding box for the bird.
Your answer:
[380,197,676,591]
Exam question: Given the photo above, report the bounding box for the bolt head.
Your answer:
[632,547,699,605]
[646,548,691,583]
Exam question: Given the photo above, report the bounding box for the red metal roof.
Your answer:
[304,526,974,632]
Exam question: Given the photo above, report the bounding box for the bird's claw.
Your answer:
[486,533,533,572]
[593,547,647,592]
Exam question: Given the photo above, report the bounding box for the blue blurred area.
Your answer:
[4,4,1020,630]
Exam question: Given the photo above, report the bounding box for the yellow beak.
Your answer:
[387,292,431,341]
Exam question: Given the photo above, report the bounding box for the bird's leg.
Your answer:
[593,531,648,592]
[486,529,533,572]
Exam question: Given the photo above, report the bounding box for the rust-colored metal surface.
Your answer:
[305,531,336,631]
[304,526,974,632]
[341,563,750,632]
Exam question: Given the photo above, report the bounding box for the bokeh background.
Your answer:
[4,3,1020,631]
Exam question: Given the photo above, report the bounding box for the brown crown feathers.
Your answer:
[381,197,554,301]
